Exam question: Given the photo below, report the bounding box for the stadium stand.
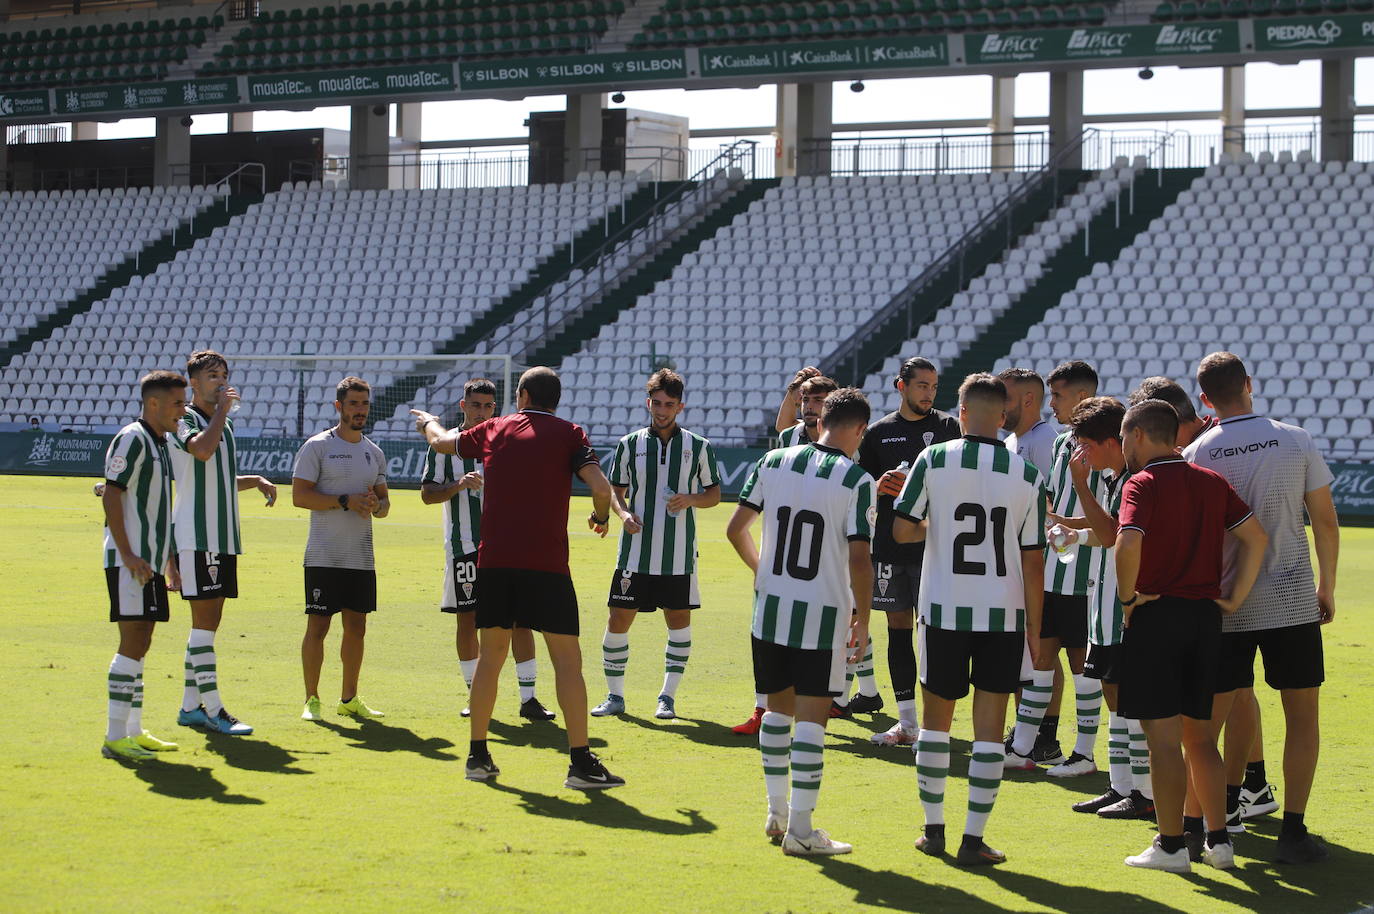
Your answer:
[0,14,221,90]
[0,175,645,433]
[1150,0,1371,23]
[557,171,1027,443]
[203,0,623,75]
[995,150,1374,461]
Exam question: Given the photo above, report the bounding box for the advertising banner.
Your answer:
[55,78,237,115]
[459,50,688,91]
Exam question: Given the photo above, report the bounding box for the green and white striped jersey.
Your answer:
[421,447,482,557]
[893,436,1047,633]
[738,443,875,651]
[102,419,174,571]
[1088,469,1130,646]
[609,426,720,575]
[1046,431,1107,596]
[777,422,807,447]
[167,405,242,555]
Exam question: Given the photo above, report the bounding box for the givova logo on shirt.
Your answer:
[1209,439,1280,460]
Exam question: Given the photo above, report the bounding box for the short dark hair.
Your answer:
[1123,399,1179,447]
[335,376,370,403]
[518,366,561,409]
[1047,360,1099,393]
[821,387,870,429]
[800,374,839,398]
[958,372,1007,409]
[1129,376,1197,423]
[1196,351,1249,408]
[186,349,228,379]
[997,367,1044,394]
[463,378,497,400]
[896,356,937,388]
[141,370,187,401]
[646,368,684,401]
[1070,396,1126,443]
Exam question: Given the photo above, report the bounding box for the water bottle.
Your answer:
[661,483,681,518]
[1047,524,1078,564]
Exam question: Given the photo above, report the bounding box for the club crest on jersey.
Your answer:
[462,582,473,600]
[922,432,934,448]
[620,571,633,595]
[866,505,878,528]
[109,456,127,473]
[313,588,322,602]
[877,578,890,597]
[207,564,219,584]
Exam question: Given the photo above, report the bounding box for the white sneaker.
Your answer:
[1003,748,1037,771]
[781,828,852,856]
[1125,837,1192,873]
[1046,752,1097,778]
[764,813,787,845]
[1202,841,1236,870]
[1239,783,1279,819]
[869,722,918,746]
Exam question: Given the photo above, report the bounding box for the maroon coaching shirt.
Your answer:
[1118,456,1253,600]
[457,409,599,575]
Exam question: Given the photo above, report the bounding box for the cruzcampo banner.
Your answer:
[55,77,237,115]
[0,89,52,118]
[700,36,946,78]
[458,49,688,91]
[1255,14,1374,51]
[966,21,1239,65]
[246,64,456,104]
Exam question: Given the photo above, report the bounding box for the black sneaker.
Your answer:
[565,752,625,790]
[1030,739,1065,766]
[955,838,1007,866]
[828,700,853,719]
[519,697,557,721]
[1276,831,1329,864]
[1097,789,1156,820]
[847,692,884,714]
[915,829,945,857]
[465,754,499,782]
[1073,788,1127,814]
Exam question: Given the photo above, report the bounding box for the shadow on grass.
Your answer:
[1192,822,1374,914]
[486,782,717,835]
[487,718,606,751]
[310,718,459,761]
[814,855,1189,914]
[131,759,263,805]
[200,733,315,774]
[609,712,763,751]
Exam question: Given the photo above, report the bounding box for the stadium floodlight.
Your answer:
[611,91,626,104]
[850,81,865,93]
[1138,67,1154,80]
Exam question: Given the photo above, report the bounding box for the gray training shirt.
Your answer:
[1184,413,1334,633]
[293,428,387,570]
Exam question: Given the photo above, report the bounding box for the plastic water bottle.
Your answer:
[1048,524,1078,564]
[662,484,681,518]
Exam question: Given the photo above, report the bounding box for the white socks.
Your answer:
[661,626,691,699]
[1072,673,1102,759]
[458,658,478,689]
[1107,712,1132,796]
[915,729,951,827]
[788,721,826,838]
[515,659,537,702]
[107,653,139,742]
[184,628,221,715]
[759,711,793,818]
[602,631,629,697]
[1011,669,1055,755]
[965,741,1006,839]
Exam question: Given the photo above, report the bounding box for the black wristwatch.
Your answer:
[589,512,609,525]
[1120,593,1139,608]
[338,494,350,510]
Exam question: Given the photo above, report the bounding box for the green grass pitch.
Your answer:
[3,474,1372,913]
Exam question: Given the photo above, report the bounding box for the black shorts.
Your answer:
[304,566,378,615]
[607,568,700,611]
[918,624,1024,700]
[106,567,170,622]
[751,636,846,698]
[1083,643,1124,684]
[872,560,920,612]
[1041,592,1089,648]
[1117,597,1221,721]
[477,567,579,635]
[441,551,479,613]
[1216,622,1325,692]
[178,550,239,600]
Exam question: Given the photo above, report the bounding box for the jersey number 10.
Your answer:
[953,502,1008,577]
[772,506,825,581]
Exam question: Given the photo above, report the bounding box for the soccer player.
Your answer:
[413,367,624,790]
[998,368,1055,475]
[100,371,187,760]
[1129,376,1215,448]
[893,373,1046,865]
[859,356,960,746]
[292,377,390,721]
[727,387,876,856]
[1184,352,1338,864]
[736,369,841,734]
[1006,360,1102,772]
[421,379,555,723]
[168,350,276,737]
[593,369,721,720]
[1115,399,1267,873]
[1053,398,1155,819]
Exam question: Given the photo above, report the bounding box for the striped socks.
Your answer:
[107,653,139,742]
[788,721,826,839]
[759,711,792,818]
[966,741,1006,839]
[854,637,878,698]
[916,729,950,827]
[125,658,146,739]
[515,659,537,703]
[186,628,221,716]
[1127,718,1153,799]
[601,631,628,697]
[1072,673,1102,759]
[661,626,691,699]
[1011,669,1055,756]
[1107,712,1132,797]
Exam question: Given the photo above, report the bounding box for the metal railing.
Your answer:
[318,145,689,190]
[473,139,759,360]
[801,131,1052,176]
[209,161,265,196]
[6,124,68,144]
[820,129,1096,388]
[28,160,264,192]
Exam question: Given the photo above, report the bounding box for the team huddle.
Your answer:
[97,347,1339,873]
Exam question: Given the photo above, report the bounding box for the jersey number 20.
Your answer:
[772,507,825,581]
[953,503,1007,576]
